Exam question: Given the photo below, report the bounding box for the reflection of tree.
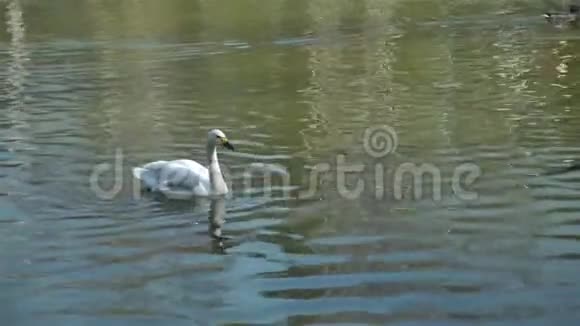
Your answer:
[299,0,554,243]
[301,0,406,169]
[84,0,173,153]
[3,0,30,152]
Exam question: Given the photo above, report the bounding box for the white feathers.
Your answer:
[133,129,232,199]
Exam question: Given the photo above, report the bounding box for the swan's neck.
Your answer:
[207,144,218,165]
[207,144,221,173]
[206,143,226,194]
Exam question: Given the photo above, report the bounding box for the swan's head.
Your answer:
[208,129,235,151]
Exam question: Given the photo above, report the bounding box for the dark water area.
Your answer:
[2,0,580,325]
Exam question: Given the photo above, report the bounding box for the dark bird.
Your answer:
[544,4,579,26]
[544,163,580,176]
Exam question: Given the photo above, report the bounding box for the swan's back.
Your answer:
[133,159,210,196]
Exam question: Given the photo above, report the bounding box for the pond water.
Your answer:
[2,0,580,325]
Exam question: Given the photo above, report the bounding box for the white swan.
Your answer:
[133,129,235,198]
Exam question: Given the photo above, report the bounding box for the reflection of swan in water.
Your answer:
[208,198,228,243]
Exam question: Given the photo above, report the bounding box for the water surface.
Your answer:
[2,0,580,325]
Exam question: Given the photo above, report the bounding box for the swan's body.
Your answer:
[133,159,214,197]
[133,129,234,199]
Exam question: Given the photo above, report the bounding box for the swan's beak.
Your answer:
[222,138,235,151]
